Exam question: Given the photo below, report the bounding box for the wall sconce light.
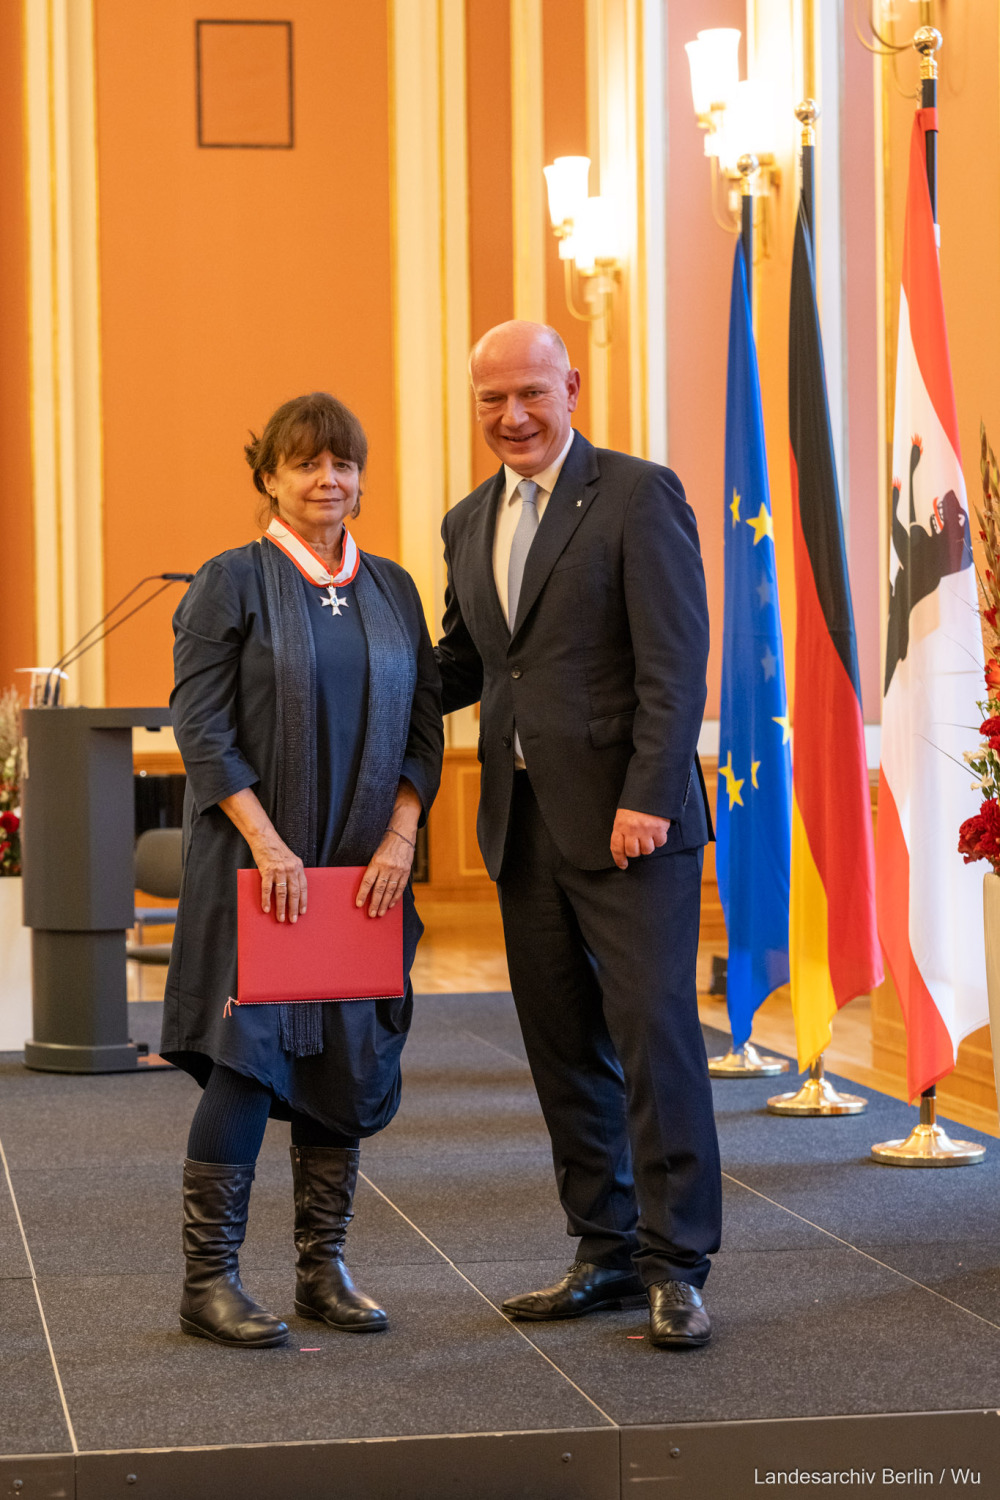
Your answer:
[685,30,780,257]
[684,27,740,137]
[543,156,621,348]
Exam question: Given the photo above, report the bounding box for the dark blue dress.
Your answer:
[309,574,369,853]
[161,543,443,1137]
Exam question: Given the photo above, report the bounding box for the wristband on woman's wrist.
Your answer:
[385,825,416,850]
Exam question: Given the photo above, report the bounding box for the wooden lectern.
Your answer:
[20,706,172,1073]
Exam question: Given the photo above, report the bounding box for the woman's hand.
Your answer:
[218,788,307,923]
[356,779,421,917]
[250,831,307,923]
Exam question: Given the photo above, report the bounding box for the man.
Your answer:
[436,320,721,1349]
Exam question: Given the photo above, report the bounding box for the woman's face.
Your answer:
[264,448,360,536]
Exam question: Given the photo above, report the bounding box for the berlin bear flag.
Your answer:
[788,201,883,1071]
[876,109,987,1100]
[716,243,792,1048]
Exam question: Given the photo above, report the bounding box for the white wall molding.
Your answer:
[642,0,667,463]
[389,0,471,636]
[440,0,473,524]
[586,0,661,456]
[390,0,473,746]
[585,0,610,446]
[24,0,105,705]
[510,0,546,323]
[815,0,849,531]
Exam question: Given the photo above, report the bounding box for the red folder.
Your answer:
[236,866,404,1005]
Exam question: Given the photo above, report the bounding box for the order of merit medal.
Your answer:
[263,515,361,620]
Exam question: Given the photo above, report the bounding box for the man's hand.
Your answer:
[610,808,671,870]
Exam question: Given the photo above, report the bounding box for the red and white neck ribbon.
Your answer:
[263,515,360,587]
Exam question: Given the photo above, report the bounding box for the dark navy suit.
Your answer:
[437,432,721,1287]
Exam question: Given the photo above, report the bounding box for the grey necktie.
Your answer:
[506,479,539,631]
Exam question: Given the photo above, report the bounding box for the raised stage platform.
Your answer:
[1,992,999,1499]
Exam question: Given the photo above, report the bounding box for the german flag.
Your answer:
[788,202,882,1069]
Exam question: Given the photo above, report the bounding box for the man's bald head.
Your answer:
[469,321,580,477]
[469,320,570,380]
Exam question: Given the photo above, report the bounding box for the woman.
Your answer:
[162,392,442,1348]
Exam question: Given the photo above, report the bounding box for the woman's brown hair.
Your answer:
[245,393,368,514]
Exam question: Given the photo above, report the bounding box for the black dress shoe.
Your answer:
[502,1261,644,1321]
[648,1280,711,1348]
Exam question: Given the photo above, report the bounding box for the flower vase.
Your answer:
[0,875,32,1051]
[983,871,1000,1119]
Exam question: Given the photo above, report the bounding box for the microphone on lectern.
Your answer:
[44,572,195,705]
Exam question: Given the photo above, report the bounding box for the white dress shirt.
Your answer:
[492,430,575,624]
[492,430,575,765]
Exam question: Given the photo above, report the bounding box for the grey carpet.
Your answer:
[0,1277,72,1454]
[0,1169,30,1280]
[459,1246,1000,1425]
[39,1265,607,1452]
[1,991,998,1458]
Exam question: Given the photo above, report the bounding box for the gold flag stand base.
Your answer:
[767,1054,867,1115]
[708,1040,789,1078]
[872,1090,985,1167]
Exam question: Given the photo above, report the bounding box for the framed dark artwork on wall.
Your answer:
[196,19,294,149]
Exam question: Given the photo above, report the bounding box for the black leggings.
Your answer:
[187,1063,360,1165]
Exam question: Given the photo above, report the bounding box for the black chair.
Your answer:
[127,828,183,984]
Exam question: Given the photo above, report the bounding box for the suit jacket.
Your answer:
[437,431,712,878]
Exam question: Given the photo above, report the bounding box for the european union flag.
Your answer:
[716,243,792,1048]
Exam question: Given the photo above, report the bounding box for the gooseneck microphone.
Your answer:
[44,573,195,705]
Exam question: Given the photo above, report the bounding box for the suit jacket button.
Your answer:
[502,735,511,749]
[511,668,522,679]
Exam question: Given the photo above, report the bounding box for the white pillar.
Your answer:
[24,0,105,705]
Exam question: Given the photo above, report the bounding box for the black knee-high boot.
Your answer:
[291,1146,387,1332]
[179,1159,288,1347]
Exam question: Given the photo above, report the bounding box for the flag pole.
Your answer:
[795,99,816,238]
[768,98,866,1117]
[872,24,984,1166]
[708,149,789,1082]
[739,153,756,318]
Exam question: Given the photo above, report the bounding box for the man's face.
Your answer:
[471,332,580,476]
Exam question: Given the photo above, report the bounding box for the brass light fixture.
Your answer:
[542,156,621,349]
[684,28,780,256]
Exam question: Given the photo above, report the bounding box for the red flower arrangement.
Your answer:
[959,426,1000,873]
[0,687,22,877]
[959,799,1000,867]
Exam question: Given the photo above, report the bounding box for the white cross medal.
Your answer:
[320,585,349,618]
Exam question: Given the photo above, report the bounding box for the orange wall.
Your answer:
[842,8,881,720]
[667,3,886,724]
[24,5,987,729]
[542,0,592,435]
[466,1,514,488]
[94,0,396,707]
[0,5,35,691]
[666,0,747,715]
